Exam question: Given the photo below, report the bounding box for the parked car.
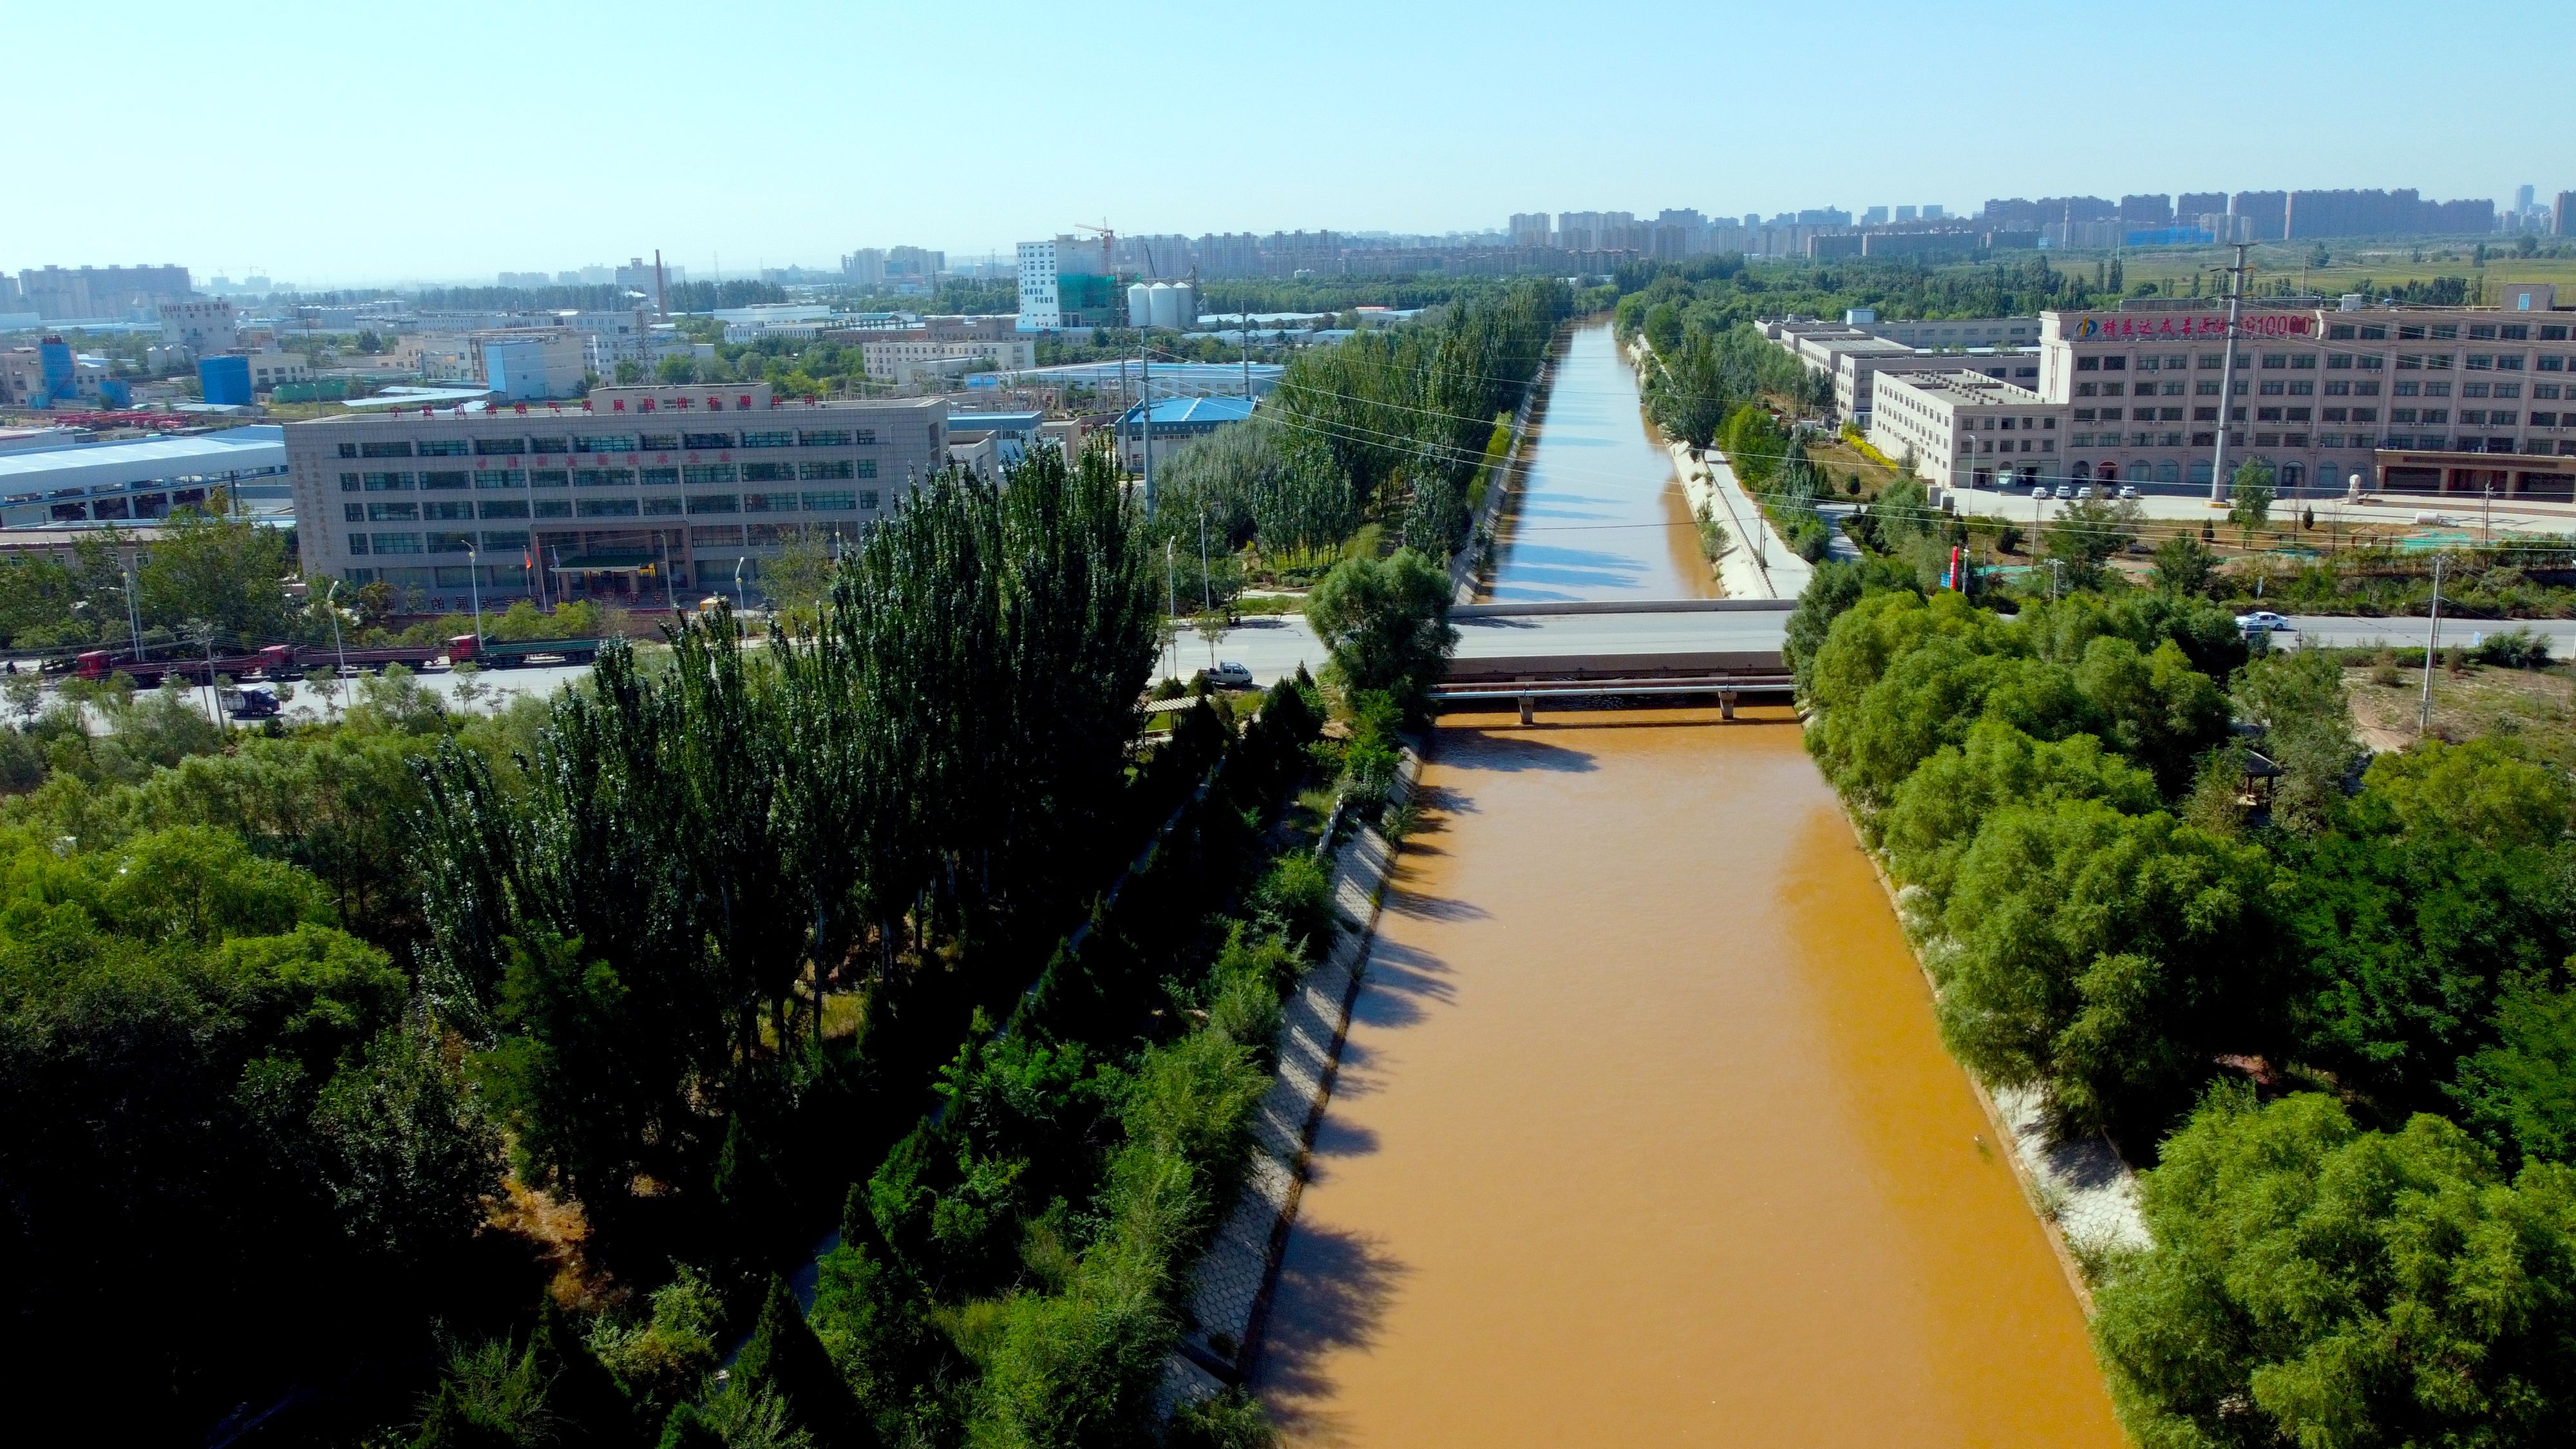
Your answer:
[2235,611,2292,633]
[2029,485,2049,500]
[2119,484,2138,500]
[2054,484,2073,500]
[2074,485,2095,500]
[1199,661,1254,689]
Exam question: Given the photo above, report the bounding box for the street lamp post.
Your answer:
[464,549,485,652]
[323,579,348,719]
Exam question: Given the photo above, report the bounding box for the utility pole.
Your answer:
[2208,242,2251,505]
[2483,481,2494,547]
[464,547,485,649]
[2050,559,2063,598]
[2418,554,2444,735]
[1197,502,1211,614]
[122,556,144,663]
[1164,537,1177,679]
[1139,348,1155,518]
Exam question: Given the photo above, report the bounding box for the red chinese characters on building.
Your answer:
[2069,313,2315,341]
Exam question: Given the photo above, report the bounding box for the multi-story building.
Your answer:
[17,265,193,321]
[158,299,238,357]
[1508,213,1553,248]
[859,336,1036,381]
[2037,286,2576,496]
[1763,317,2042,421]
[1016,238,1121,332]
[1868,370,2068,490]
[283,383,948,612]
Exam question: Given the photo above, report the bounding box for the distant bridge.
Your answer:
[1435,599,1794,722]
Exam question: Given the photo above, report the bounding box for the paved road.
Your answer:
[2277,614,2576,653]
[1177,608,1798,685]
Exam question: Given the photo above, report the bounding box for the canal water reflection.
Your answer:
[1480,321,1717,602]
[1254,711,2123,1448]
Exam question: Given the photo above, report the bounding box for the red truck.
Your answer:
[76,645,297,687]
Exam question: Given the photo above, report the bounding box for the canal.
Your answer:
[1247,323,2122,1445]
[1479,320,1717,603]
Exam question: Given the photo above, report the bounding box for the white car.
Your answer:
[2074,485,2094,500]
[1199,661,1255,689]
[2054,484,2073,500]
[2030,485,2049,500]
[2235,611,2292,633]
[2119,485,2138,500]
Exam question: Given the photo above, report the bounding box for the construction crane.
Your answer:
[1071,221,1116,274]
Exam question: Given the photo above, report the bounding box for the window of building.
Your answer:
[574,468,634,488]
[2262,354,2287,369]
[2328,324,2356,339]
[359,440,413,458]
[337,442,359,459]
[681,432,734,450]
[683,464,737,485]
[2193,406,2218,422]
[2260,381,2286,395]
[860,491,881,511]
[2357,380,2382,395]
[2467,355,2495,371]
[2541,384,2565,400]
[533,499,572,518]
[2543,327,2571,342]
[797,430,852,447]
[854,429,877,445]
[2197,354,2224,369]
[482,531,530,551]
[802,491,857,511]
[637,467,677,487]
[473,438,526,456]
[2501,355,2526,371]
[638,433,680,451]
[690,525,745,547]
[2426,381,2452,397]
[739,430,795,448]
[362,471,413,491]
[343,502,363,522]
[644,497,685,515]
[2286,408,2311,422]
[2352,407,2378,422]
[426,500,472,521]
[2503,325,2531,341]
[339,472,361,491]
[473,470,524,489]
[576,497,640,517]
[418,439,469,457]
[2325,380,2351,396]
[2360,326,2387,340]
[857,460,878,478]
[573,435,638,453]
[421,470,469,490]
[2465,381,2492,398]
[529,469,569,488]
[743,492,792,512]
[2396,381,2421,397]
[2137,356,2160,372]
[2075,381,2098,397]
[2101,356,2126,370]
[2470,324,2498,340]
[531,437,569,454]
[2431,325,2458,340]
[2258,406,2284,422]
[424,531,473,553]
[800,460,855,480]
[371,531,422,554]
[2324,407,2348,422]
[478,499,530,519]
[2423,409,2450,424]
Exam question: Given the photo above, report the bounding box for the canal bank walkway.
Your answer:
[1161,748,1425,1410]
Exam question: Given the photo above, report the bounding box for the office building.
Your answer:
[2560,191,2575,238]
[281,383,949,612]
[860,336,1036,381]
[2037,288,2576,495]
[1868,370,2067,490]
[1016,238,1120,332]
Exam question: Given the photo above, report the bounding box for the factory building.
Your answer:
[0,425,289,528]
[1866,370,2067,491]
[282,384,948,614]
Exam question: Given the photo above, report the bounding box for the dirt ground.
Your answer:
[2345,660,2576,770]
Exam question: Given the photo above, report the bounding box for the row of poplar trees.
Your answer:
[1271,277,1573,555]
[409,440,1160,1247]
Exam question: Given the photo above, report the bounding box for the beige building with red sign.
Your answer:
[2036,286,2575,495]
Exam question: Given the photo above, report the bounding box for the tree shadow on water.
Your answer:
[1251,1223,1411,1437]
[1438,732,1599,773]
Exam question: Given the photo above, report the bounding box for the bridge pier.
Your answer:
[1719,689,1737,721]
[1518,677,1536,726]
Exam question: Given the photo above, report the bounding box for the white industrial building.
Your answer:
[0,425,290,527]
[1867,370,2068,490]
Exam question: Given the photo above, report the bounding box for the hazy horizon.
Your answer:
[9,0,2568,289]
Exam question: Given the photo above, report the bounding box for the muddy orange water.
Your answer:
[1254,710,2123,1448]
[1480,321,1719,603]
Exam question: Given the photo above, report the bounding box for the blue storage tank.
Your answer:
[199,354,253,406]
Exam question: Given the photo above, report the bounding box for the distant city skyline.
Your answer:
[8,0,2568,286]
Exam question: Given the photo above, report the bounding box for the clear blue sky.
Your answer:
[11,0,2568,287]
